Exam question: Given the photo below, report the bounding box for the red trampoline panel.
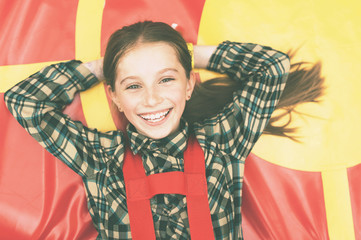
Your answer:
[0,0,78,65]
[242,153,329,240]
[348,163,361,240]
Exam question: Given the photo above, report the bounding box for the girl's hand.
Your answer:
[83,58,104,80]
[193,45,217,69]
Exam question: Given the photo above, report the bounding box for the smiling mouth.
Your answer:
[139,109,171,123]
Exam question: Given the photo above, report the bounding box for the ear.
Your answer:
[106,85,123,112]
[186,71,196,100]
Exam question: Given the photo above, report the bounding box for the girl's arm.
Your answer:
[193,45,217,69]
[195,41,290,159]
[4,60,124,177]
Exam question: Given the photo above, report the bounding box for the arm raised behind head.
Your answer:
[4,60,124,177]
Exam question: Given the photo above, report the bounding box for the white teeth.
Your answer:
[140,110,170,122]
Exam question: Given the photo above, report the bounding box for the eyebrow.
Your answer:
[119,68,179,85]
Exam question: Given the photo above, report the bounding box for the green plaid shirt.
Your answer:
[5,41,289,239]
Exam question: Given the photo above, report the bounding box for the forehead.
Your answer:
[116,42,182,77]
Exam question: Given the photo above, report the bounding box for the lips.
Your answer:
[139,109,171,123]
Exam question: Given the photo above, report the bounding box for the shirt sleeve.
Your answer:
[4,60,124,177]
[200,41,290,160]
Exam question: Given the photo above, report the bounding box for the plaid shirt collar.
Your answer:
[126,118,189,158]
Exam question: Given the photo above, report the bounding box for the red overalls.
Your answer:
[123,137,215,239]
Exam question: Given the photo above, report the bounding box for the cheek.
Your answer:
[168,83,188,99]
[168,91,187,110]
[118,95,136,112]
[164,86,186,100]
[112,90,135,113]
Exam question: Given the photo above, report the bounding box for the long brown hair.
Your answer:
[103,21,325,140]
[184,53,325,141]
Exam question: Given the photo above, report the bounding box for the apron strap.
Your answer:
[184,137,215,240]
[123,137,215,239]
[123,149,155,239]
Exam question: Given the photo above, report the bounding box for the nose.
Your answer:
[143,88,162,107]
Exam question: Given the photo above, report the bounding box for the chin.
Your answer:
[144,130,171,140]
[137,124,176,140]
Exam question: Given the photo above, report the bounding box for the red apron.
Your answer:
[123,137,215,239]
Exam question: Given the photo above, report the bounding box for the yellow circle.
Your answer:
[198,0,361,171]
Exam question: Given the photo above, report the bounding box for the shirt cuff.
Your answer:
[206,40,233,73]
[65,60,100,91]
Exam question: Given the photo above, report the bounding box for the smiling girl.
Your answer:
[4,21,322,239]
[108,41,195,139]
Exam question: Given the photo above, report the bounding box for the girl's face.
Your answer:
[109,42,195,139]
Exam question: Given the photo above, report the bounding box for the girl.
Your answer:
[4,21,323,239]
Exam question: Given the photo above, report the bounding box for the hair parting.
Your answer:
[103,21,192,91]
